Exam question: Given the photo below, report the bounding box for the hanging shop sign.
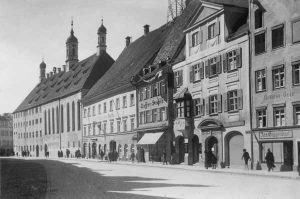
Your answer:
[259,130,293,139]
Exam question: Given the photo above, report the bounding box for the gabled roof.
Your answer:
[83,0,201,106]
[14,52,114,113]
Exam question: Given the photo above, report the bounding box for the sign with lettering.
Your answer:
[263,90,294,101]
[259,131,293,139]
[139,97,166,111]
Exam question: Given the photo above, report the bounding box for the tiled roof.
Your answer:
[14,52,114,113]
[203,0,248,8]
[83,0,201,106]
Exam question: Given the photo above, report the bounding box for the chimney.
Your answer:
[125,36,131,47]
[47,73,50,78]
[58,68,61,73]
[53,67,57,74]
[144,24,150,35]
[50,72,53,77]
[62,65,66,72]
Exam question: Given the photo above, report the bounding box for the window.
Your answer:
[110,121,114,133]
[61,105,64,133]
[176,101,184,118]
[209,95,218,114]
[160,107,167,121]
[272,24,284,49]
[146,110,152,123]
[208,23,215,39]
[44,111,47,135]
[103,122,107,134]
[294,105,300,125]
[228,90,238,111]
[92,106,95,116]
[293,62,300,85]
[110,100,113,112]
[194,99,204,116]
[48,109,51,134]
[104,102,107,113]
[130,94,135,106]
[88,107,91,117]
[145,87,150,99]
[98,104,101,114]
[257,109,267,128]
[206,56,220,77]
[72,102,75,131]
[292,19,300,43]
[274,107,285,127]
[84,109,87,118]
[159,81,166,95]
[185,100,191,117]
[174,70,183,88]
[255,69,266,92]
[123,96,127,108]
[255,9,263,29]
[227,50,237,71]
[77,101,81,130]
[123,119,127,132]
[116,98,120,110]
[98,122,102,134]
[130,118,135,130]
[255,31,266,55]
[192,31,199,47]
[152,109,158,122]
[152,83,158,97]
[192,64,201,82]
[139,89,144,101]
[117,120,121,132]
[272,66,285,89]
[93,123,95,135]
[67,103,70,132]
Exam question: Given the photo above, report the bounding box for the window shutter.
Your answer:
[206,97,210,115]
[223,92,228,112]
[215,19,220,36]
[179,70,183,86]
[236,48,242,68]
[223,53,228,73]
[237,89,243,110]
[216,55,222,74]
[174,103,177,118]
[201,98,205,116]
[205,60,209,78]
[190,66,194,83]
[217,94,222,113]
[200,62,204,79]
[199,29,203,44]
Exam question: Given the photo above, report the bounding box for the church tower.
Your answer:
[97,19,107,56]
[66,20,78,71]
[39,59,46,82]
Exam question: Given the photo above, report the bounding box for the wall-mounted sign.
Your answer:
[139,97,166,111]
[263,90,294,101]
[259,130,293,139]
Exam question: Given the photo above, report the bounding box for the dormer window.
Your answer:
[192,32,199,47]
[255,9,263,29]
[208,23,215,40]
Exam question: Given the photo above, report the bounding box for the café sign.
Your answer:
[259,131,293,139]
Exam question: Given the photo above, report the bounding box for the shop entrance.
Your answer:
[110,140,116,152]
[175,136,185,164]
[283,141,293,168]
[225,131,244,167]
[205,136,218,168]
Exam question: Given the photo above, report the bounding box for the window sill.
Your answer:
[271,45,285,51]
[256,89,267,93]
[227,68,238,73]
[209,113,218,116]
[228,110,239,114]
[273,87,285,91]
[193,80,201,84]
[255,51,267,56]
[208,74,219,79]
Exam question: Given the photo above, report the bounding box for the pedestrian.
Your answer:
[162,150,168,165]
[242,149,251,169]
[130,151,135,163]
[211,153,217,169]
[265,148,275,172]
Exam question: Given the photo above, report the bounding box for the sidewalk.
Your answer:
[52,157,300,180]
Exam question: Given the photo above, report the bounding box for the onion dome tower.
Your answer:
[66,20,78,71]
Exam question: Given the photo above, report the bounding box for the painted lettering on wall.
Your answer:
[259,131,293,139]
[263,90,294,101]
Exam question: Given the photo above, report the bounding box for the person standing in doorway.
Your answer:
[242,149,251,169]
[265,148,275,172]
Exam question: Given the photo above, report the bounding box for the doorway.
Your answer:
[205,136,218,168]
[36,145,39,157]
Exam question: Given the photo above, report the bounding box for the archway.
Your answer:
[205,136,218,168]
[36,145,39,157]
[88,143,91,158]
[124,144,128,159]
[83,143,87,158]
[175,136,185,164]
[92,143,97,158]
[110,140,116,152]
[225,131,244,167]
[190,135,199,164]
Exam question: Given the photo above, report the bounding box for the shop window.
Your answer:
[293,105,300,125]
[273,106,285,127]
[257,108,267,128]
[192,31,199,47]
[123,96,127,108]
[292,19,300,43]
[272,24,284,49]
[292,62,300,86]
[255,69,266,92]
[272,66,285,89]
[255,9,263,29]
[261,142,284,163]
[174,70,183,88]
[255,31,266,55]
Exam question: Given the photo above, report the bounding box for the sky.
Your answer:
[0,0,168,114]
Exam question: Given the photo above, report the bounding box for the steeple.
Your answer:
[39,58,46,82]
[66,19,78,71]
[97,18,107,56]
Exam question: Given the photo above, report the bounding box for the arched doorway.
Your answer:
[36,145,39,157]
[190,135,199,164]
[88,143,91,158]
[83,143,87,158]
[110,140,116,152]
[124,144,128,159]
[92,143,97,158]
[205,136,218,168]
[175,136,185,164]
[225,131,244,167]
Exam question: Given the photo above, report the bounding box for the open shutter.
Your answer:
[201,98,205,116]
[206,97,210,115]
[223,92,228,112]
[174,103,177,118]
[179,70,183,87]
[217,94,222,113]
[216,55,222,74]
[236,48,242,68]
[205,60,209,78]
[190,66,194,83]
[200,62,204,79]
[223,52,228,73]
[215,19,220,36]
[237,89,243,110]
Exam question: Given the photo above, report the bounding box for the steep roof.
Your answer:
[83,0,201,106]
[14,52,114,113]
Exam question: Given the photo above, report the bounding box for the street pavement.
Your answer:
[1,157,299,199]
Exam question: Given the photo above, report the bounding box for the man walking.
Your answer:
[265,148,275,172]
[242,149,251,169]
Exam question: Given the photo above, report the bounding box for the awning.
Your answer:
[137,132,164,145]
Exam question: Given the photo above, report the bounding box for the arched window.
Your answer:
[56,106,59,133]
[61,105,64,133]
[72,47,76,57]
[77,101,81,130]
[44,110,47,135]
[72,101,75,131]
[67,103,70,132]
[48,109,51,134]
[52,108,55,134]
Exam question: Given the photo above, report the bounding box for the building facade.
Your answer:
[250,0,300,171]
[173,1,250,167]
[13,21,114,158]
[0,114,13,156]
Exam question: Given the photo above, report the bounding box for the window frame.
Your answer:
[272,65,285,90]
[292,61,300,86]
[271,24,285,50]
[209,95,218,115]
[293,104,300,125]
[227,50,237,71]
[254,30,266,55]
[254,8,264,29]
[273,106,285,127]
[292,17,300,44]
[191,31,199,47]
[228,90,238,112]
[208,23,215,40]
[255,69,267,92]
[256,108,267,128]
